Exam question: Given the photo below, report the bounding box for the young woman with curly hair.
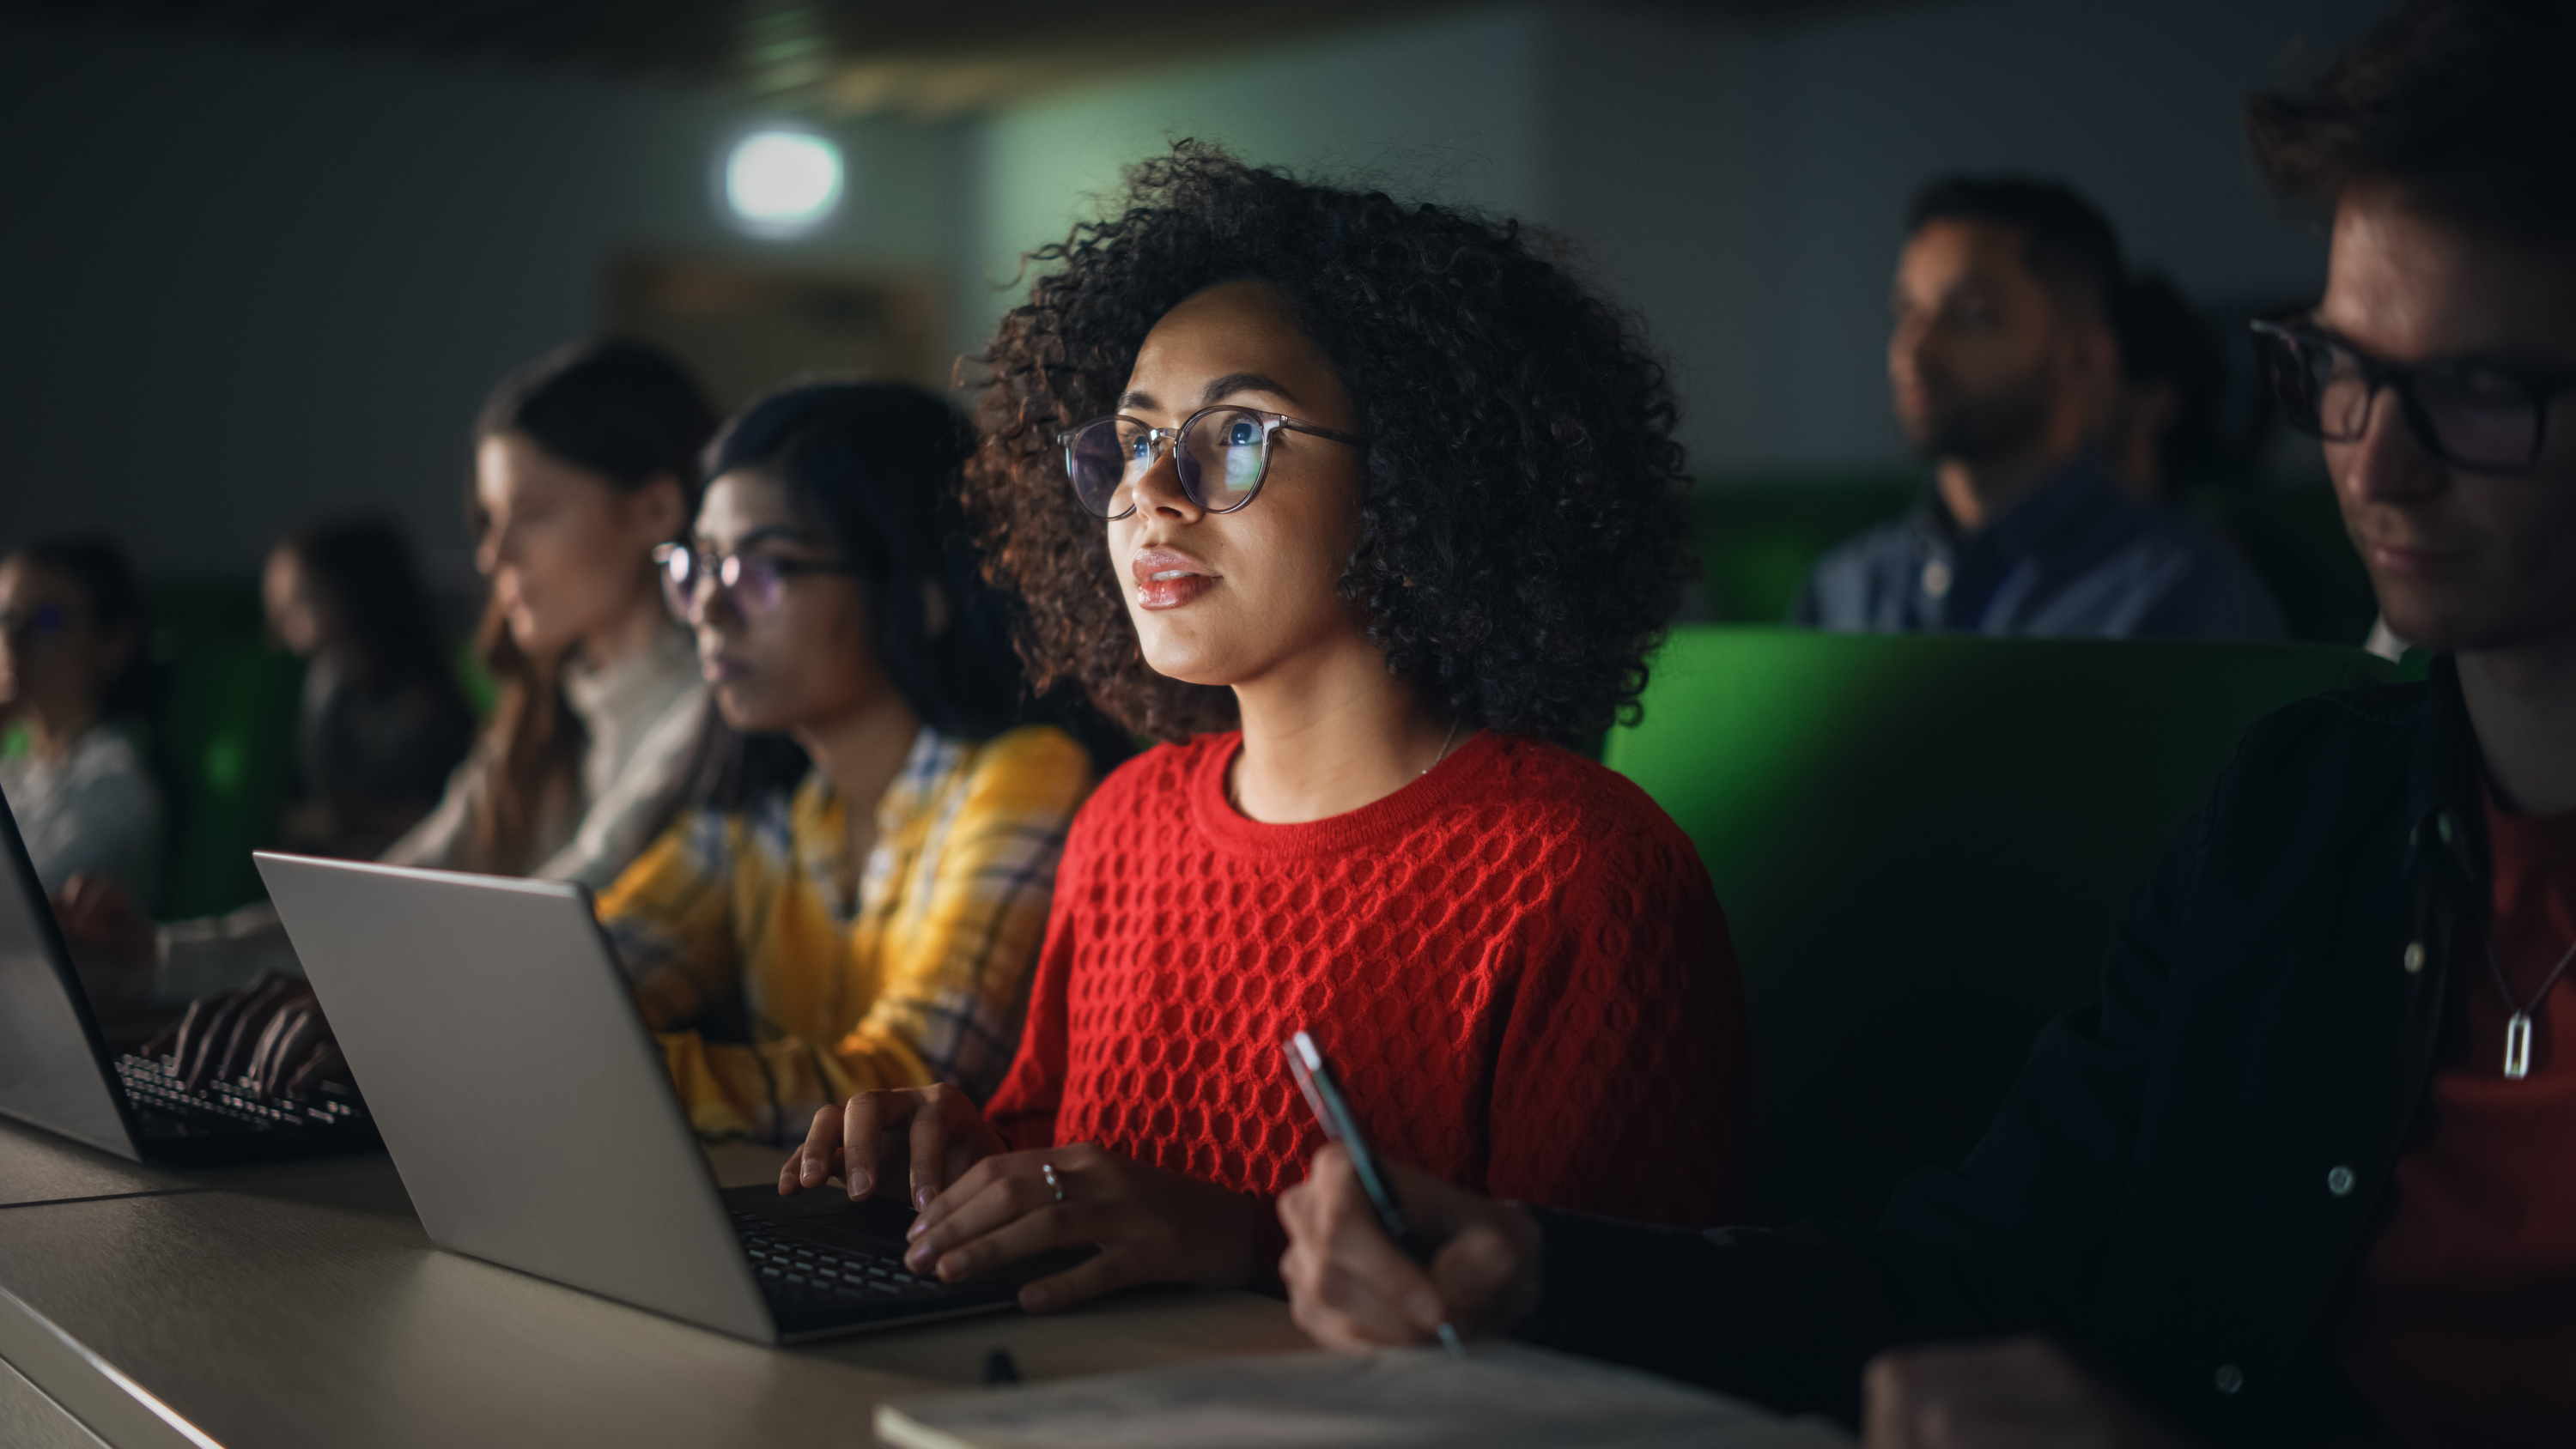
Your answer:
[781,144,1748,1313]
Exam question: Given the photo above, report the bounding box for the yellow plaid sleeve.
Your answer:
[595,809,744,1032]
[835,725,1094,1101]
[625,727,1094,1144]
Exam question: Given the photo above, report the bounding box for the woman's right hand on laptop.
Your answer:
[147,973,351,1099]
[782,1083,1005,1209]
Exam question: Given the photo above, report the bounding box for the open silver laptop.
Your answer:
[255,851,1081,1344]
[0,803,374,1164]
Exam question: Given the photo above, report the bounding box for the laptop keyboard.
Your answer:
[728,1211,949,1308]
[115,1053,370,1137]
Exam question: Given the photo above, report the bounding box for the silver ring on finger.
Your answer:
[1041,1161,1066,1203]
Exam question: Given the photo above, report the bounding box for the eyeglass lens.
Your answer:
[2269,330,2543,470]
[659,547,787,620]
[0,603,69,641]
[1066,409,1271,517]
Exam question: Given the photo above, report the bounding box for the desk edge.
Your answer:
[0,1282,218,1449]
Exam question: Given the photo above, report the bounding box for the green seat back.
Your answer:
[1692,479,1917,624]
[155,642,303,919]
[1604,627,2396,1226]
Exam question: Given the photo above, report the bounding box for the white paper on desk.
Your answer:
[872,1343,1855,1449]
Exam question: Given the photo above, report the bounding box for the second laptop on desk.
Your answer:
[256,851,1083,1345]
[0,799,378,1166]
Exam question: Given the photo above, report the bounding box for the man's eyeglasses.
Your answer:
[653,543,854,621]
[2250,318,2574,473]
[1056,405,1366,520]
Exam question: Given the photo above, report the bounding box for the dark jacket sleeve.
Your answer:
[1521,797,2210,1419]
[1869,799,2197,1327]
[1522,1211,1947,1416]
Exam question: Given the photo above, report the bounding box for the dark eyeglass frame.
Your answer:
[2249,317,2576,474]
[0,601,70,643]
[653,541,855,622]
[1055,405,1368,520]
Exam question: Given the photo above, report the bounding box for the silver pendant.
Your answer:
[2506,1012,2535,1080]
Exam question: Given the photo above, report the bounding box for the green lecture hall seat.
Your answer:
[1604,626,2397,1228]
[139,583,489,922]
[146,582,306,920]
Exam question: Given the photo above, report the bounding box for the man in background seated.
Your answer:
[1794,177,2281,639]
[1282,2,2576,1444]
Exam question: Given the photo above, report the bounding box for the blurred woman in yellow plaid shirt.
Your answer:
[596,382,1101,1143]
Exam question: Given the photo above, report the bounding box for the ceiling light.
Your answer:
[722,129,843,236]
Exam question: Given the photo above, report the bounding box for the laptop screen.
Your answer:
[0,804,137,1155]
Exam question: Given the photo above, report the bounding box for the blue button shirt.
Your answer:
[1790,452,2286,640]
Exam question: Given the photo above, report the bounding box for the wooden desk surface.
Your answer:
[0,1150,1309,1448]
[0,1113,389,1212]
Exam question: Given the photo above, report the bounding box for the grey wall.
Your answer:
[1538,9,1771,472]
[1669,0,2386,471]
[0,16,967,587]
[2,0,2392,590]
[964,0,2388,476]
[961,9,1547,365]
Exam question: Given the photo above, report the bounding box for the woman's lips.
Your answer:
[703,655,750,682]
[1132,549,1218,611]
[1136,572,1216,610]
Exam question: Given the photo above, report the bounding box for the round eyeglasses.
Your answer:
[2251,318,2574,474]
[0,601,69,646]
[1056,405,1366,520]
[654,543,854,621]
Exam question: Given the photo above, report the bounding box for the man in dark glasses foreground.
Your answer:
[1279,2,2576,1445]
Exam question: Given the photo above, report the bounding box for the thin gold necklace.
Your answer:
[1227,718,1462,810]
[1423,717,1463,776]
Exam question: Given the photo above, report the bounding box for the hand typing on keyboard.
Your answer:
[148,972,350,1099]
[781,1084,1268,1315]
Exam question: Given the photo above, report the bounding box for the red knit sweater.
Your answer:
[985,729,1748,1227]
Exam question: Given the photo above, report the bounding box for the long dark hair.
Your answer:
[277,515,464,700]
[693,380,1042,807]
[9,536,151,723]
[467,339,716,872]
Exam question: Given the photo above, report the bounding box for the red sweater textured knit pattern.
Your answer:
[984,729,1748,1227]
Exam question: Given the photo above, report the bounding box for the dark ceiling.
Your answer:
[1,0,1911,113]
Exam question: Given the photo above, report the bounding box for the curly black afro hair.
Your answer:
[963,142,1697,748]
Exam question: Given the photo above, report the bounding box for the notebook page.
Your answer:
[875,1343,1855,1449]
